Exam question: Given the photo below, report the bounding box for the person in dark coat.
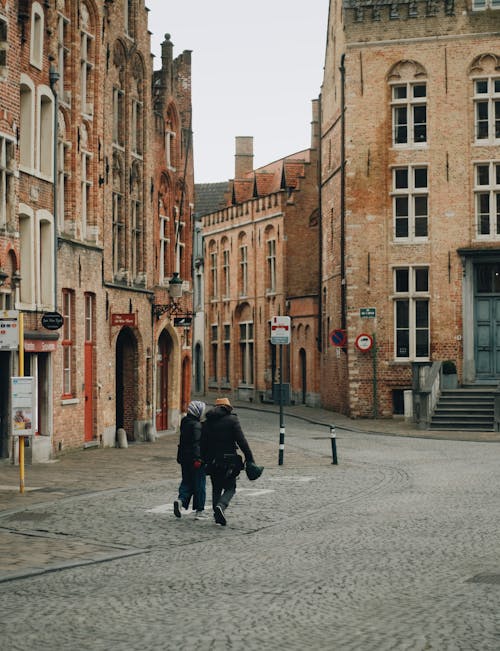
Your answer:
[174,400,207,520]
[201,397,254,526]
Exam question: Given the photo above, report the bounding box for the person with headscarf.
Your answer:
[201,397,255,526]
[174,400,207,520]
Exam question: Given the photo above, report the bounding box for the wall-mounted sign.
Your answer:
[0,310,19,350]
[330,328,347,347]
[355,333,374,352]
[41,312,64,330]
[11,376,35,437]
[24,340,58,353]
[174,317,192,327]
[360,307,376,318]
[111,313,136,327]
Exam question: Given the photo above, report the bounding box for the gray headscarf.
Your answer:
[187,400,206,420]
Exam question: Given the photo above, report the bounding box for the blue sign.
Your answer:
[330,329,346,347]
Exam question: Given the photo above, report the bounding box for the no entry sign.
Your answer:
[355,333,373,352]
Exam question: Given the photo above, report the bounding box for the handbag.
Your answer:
[245,460,264,481]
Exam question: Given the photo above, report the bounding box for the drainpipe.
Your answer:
[317,93,323,353]
[339,54,346,336]
[49,63,60,311]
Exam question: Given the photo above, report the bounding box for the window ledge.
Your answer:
[61,397,79,405]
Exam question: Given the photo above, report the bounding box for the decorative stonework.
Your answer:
[343,0,455,21]
[469,53,500,75]
[387,59,427,82]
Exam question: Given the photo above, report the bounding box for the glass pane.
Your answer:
[394,168,408,189]
[415,329,429,358]
[395,269,409,292]
[495,79,500,93]
[393,85,407,100]
[497,194,500,235]
[414,167,427,188]
[396,300,409,327]
[495,101,500,138]
[396,218,408,238]
[496,164,500,185]
[477,165,490,185]
[415,268,429,292]
[414,196,427,216]
[413,84,426,98]
[396,329,409,358]
[394,107,407,144]
[415,300,429,328]
[476,265,493,293]
[414,124,427,143]
[415,217,428,237]
[395,196,408,216]
[478,193,490,235]
[475,80,488,94]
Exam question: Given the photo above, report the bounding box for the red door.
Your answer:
[156,336,169,431]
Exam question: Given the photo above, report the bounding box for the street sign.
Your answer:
[0,310,19,350]
[360,307,376,318]
[41,311,64,330]
[330,328,347,347]
[271,316,291,345]
[174,317,192,327]
[111,313,136,327]
[355,333,374,352]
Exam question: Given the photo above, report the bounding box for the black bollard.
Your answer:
[329,425,338,465]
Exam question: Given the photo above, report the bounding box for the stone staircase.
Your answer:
[430,387,496,431]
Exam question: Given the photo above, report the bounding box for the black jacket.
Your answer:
[201,406,254,465]
[177,413,202,465]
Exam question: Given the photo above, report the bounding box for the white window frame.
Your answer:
[393,266,430,361]
[0,17,8,80]
[266,239,276,293]
[474,161,500,238]
[30,2,44,70]
[472,0,500,9]
[391,165,428,241]
[223,248,230,298]
[38,88,54,179]
[0,134,15,230]
[159,213,170,285]
[210,251,218,300]
[81,150,92,240]
[80,29,94,117]
[391,82,427,147]
[473,77,500,144]
[239,321,254,385]
[18,206,35,308]
[20,76,35,171]
[239,245,248,297]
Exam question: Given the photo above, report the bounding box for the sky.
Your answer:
[147,1,329,183]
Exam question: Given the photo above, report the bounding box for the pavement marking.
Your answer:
[237,488,275,497]
[146,504,196,514]
[146,488,275,513]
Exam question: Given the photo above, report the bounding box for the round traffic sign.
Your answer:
[329,328,346,347]
[355,333,373,352]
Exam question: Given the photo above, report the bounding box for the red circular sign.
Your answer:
[355,333,373,352]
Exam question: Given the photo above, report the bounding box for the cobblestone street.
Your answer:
[1,406,499,650]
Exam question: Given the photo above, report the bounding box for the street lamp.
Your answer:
[152,272,193,320]
[49,62,60,312]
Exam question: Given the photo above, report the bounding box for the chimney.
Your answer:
[311,98,320,151]
[234,136,254,179]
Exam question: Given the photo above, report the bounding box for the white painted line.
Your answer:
[267,476,315,483]
[0,485,42,492]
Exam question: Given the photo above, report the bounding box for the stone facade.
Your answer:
[0,1,193,461]
[320,0,500,417]
[201,106,321,407]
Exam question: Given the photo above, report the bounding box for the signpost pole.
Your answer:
[18,313,25,495]
[372,332,378,418]
[278,344,285,466]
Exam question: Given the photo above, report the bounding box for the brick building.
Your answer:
[320,0,500,417]
[0,1,194,461]
[200,107,321,406]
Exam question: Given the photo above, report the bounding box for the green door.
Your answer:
[475,263,500,379]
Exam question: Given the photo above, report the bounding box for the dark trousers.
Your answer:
[178,464,206,511]
[210,471,237,511]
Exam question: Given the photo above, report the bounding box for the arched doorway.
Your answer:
[299,348,307,404]
[116,327,138,441]
[156,329,173,431]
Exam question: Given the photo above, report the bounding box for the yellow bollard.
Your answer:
[19,436,25,494]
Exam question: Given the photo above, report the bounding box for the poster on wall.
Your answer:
[11,376,35,437]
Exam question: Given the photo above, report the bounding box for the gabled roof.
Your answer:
[194,182,230,218]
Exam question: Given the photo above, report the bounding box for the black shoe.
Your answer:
[173,499,182,518]
[214,505,227,526]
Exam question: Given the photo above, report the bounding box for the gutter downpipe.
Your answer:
[340,54,346,336]
[317,93,323,353]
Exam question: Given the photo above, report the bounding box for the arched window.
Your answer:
[38,89,54,177]
[238,232,248,297]
[112,153,126,278]
[470,54,500,144]
[30,2,44,70]
[19,207,34,306]
[388,60,427,147]
[80,2,95,117]
[20,79,34,169]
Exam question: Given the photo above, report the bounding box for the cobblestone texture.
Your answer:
[0,407,499,650]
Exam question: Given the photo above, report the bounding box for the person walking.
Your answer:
[174,400,207,520]
[202,397,255,526]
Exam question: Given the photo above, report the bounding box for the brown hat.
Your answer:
[215,397,231,408]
